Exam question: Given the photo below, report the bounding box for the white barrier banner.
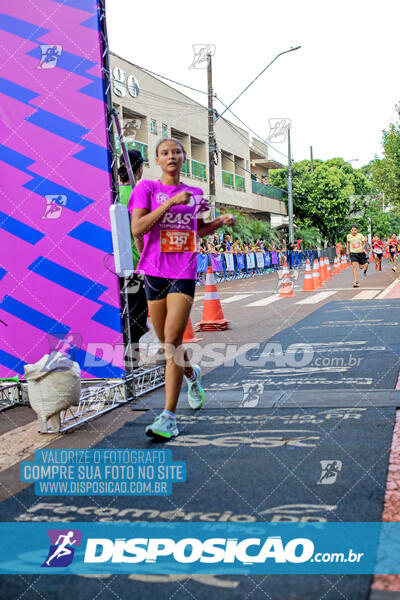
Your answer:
[256,252,265,268]
[224,252,234,271]
[246,253,255,269]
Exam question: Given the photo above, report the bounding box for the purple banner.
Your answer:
[0,1,123,378]
[210,254,223,272]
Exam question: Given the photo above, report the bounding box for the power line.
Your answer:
[139,66,208,96]
[215,94,288,161]
[112,66,288,162]
[113,60,290,161]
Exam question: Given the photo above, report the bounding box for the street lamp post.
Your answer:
[215,46,301,122]
[287,127,294,245]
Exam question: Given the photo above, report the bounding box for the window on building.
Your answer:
[162,123,168,138]
[150,119,157,134]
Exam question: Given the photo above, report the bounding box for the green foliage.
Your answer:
[294,226,321,249]
[270,158,373,242]
[369,106,400,209]
[221,209,279,245]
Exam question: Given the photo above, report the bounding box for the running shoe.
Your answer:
[145,413,179,439]
[393,266,397,272]
[186,365,205,410]
[363,265,368,276]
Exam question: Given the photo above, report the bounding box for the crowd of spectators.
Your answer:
[199,234,318,266]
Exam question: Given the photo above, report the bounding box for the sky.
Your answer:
[106,0,400,168]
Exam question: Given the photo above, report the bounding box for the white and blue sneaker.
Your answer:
[145,413,179,440]
[186,365,205,410]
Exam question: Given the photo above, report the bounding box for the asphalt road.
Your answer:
[0,261,399,600]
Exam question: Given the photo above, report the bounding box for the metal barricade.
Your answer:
[60,365,165,433]
[0,382,22,411]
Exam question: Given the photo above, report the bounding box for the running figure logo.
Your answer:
[189,44,216,69]
[317,460,343,485]
[240,382,264,408]
[42,529,82,567]
[267,118,291,143]
[38,45,62,69]
[42,195,67,219]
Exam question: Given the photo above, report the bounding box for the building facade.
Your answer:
[110,52,288,224]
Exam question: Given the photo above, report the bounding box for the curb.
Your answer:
[376,276,400,299]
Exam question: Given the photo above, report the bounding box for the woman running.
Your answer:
[372,234,384,271]
[129,138,235,439]
[388,233,398,272]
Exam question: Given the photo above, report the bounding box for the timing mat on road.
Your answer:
[0,405,395,600]
[200,299,400,395]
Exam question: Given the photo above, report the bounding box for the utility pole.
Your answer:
[207,52,216,220]
[310,145,314,173]
[288,127,294,244]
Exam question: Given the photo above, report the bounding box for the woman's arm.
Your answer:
[197,213,235,238]
[131,190,192,238]
[134,236,144,254]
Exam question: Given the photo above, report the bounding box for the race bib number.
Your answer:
[161,230,196,253]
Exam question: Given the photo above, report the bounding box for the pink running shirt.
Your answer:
[128,180,209,280]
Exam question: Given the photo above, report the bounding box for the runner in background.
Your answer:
[129,138,235,439]
[384,237,391,265]
[346,224,366,288]
[388,233,398,272]
[372,234,384,271]
[363,239,371,276]
[118,150,148,368]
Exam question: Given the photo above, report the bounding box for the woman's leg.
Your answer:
[163,293,193,413]
[147,298,167,344]
[352,260,358,285]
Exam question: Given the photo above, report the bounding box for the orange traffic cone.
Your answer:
[344,255,348,269]
[326,257,333,279]
[183,318,202,343]
[320,258,327,283]
[333,257,340,275]
[313,259,322,289]
[302,259,314,291]
[369,252,374,263]
[195,266,230,331]
[340,256,345,271]
[279,262,294,297]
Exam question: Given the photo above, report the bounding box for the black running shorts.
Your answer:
[144,275,196,301]
[349,252,366,265]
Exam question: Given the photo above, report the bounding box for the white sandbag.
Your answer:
[139,323,166,367]
[24,352,81,433]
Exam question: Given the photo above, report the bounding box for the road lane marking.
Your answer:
[221,294,252,304]
[296,291,336,305]
[245,296,281,307]
[352,290,380,300]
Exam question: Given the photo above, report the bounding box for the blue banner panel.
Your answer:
[0,523,399,575]
[196,254,208,273]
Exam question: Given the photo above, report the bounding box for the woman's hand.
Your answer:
[220,213,236,227]
[169,191,192,206]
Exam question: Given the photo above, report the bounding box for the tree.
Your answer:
[370,104,400,209]
[270,158,372,242]
[221,209,279,245]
